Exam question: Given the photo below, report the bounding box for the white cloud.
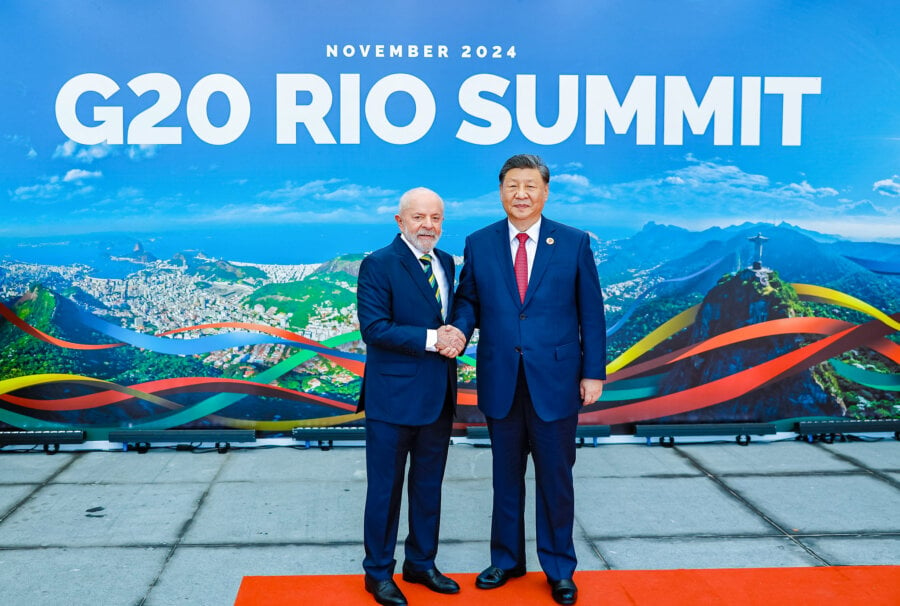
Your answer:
[52,140,114,163]
[318,184,396,201]
[257,178,344,202]
[779,180,839,198]
[116,186,143,199]
[63,168,102,182]
[200,202,385,225]
[53,140,77,159]
[257,178,397,205]
[839,199,882,216]
[873,175,900,197]
[554,173,590,187]
[511,157,886,238]
[12,168,102,203]
[12,178,62,201]
[127,144,158,160]
[3,134,39,159]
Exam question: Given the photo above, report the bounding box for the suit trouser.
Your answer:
[486,363,578,581]
[363,401,454,580]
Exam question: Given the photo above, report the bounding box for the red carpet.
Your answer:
[235,566,899,605]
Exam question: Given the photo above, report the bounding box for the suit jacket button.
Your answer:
[519,314,526,320]
[515,346,522,354]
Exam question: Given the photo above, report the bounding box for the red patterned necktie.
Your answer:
[514,232,529,302]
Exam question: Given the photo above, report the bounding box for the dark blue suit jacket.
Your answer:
[452,217,606,422]
[357,234,457,426]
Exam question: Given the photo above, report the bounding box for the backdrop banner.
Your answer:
[1,1,897,440]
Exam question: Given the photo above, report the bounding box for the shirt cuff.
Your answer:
[425,329,438,352]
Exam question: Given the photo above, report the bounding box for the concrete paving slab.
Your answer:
[818,440,900,471]
[1,442,897,606]
[437,477,509,541]
[593,536,822,569]
[0,546,168,606]
[145,544,362,606]
[217,446,367,483]
[725,475,900,534]
[575,476,776,538]
[444,444,496,479]
[799,536,900,565]
[0,452,75,483]
[184,479,364,544]
[0,483,208,547]
[677,441,860,475]
[0,484,37,518]
[0,484,35,528]
[54,450,226,484]
[574,444,701,477]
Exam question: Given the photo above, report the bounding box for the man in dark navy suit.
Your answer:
[357,187,462,606]
[448,155,607,605]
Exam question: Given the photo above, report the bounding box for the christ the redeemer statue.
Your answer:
[748,232,769,270]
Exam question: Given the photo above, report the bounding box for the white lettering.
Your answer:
[340,73,360,144]
[55,73,123,144]
[515,75,579,145]
[55,72,821,147]
[186,74,250,145]
[741,77,762,146]
[585,75,656,145]
[365,74,435,144]
[664,76,734,145]
[765,76,821,146]
[127,73,182,144]
[276,74,336,144]
[456,74,512,145]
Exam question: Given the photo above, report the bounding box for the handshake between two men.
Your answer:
[435,324,466,358]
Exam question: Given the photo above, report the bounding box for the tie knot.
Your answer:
[420,253,432,265]
[516,233,529,245]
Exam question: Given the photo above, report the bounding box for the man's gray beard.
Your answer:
[403,228,440,253]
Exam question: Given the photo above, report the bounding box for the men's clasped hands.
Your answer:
[435,324,466,358]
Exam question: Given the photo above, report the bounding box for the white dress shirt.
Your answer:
[400,233,449,351]
[507,217,542,279]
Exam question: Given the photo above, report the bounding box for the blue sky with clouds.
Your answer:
[2,0,899,252]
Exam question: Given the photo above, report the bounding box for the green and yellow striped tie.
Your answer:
[420,254,442,306]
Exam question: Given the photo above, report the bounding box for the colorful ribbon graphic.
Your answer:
[1,281,897,435]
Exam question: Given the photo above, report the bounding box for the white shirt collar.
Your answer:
[507,216,542,244]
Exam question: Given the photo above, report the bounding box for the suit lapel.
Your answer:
[524,219,558,305]
[435,249,454,295]
[491,220,521,305]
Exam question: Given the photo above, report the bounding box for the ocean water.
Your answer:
[0,221,492,272]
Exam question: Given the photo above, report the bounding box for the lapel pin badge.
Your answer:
[546,237,555,245]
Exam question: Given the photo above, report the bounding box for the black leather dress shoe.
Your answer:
[364,575,408,606]
[549,578,578,605]
[474,564,527,589]
[401,563,460,594]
